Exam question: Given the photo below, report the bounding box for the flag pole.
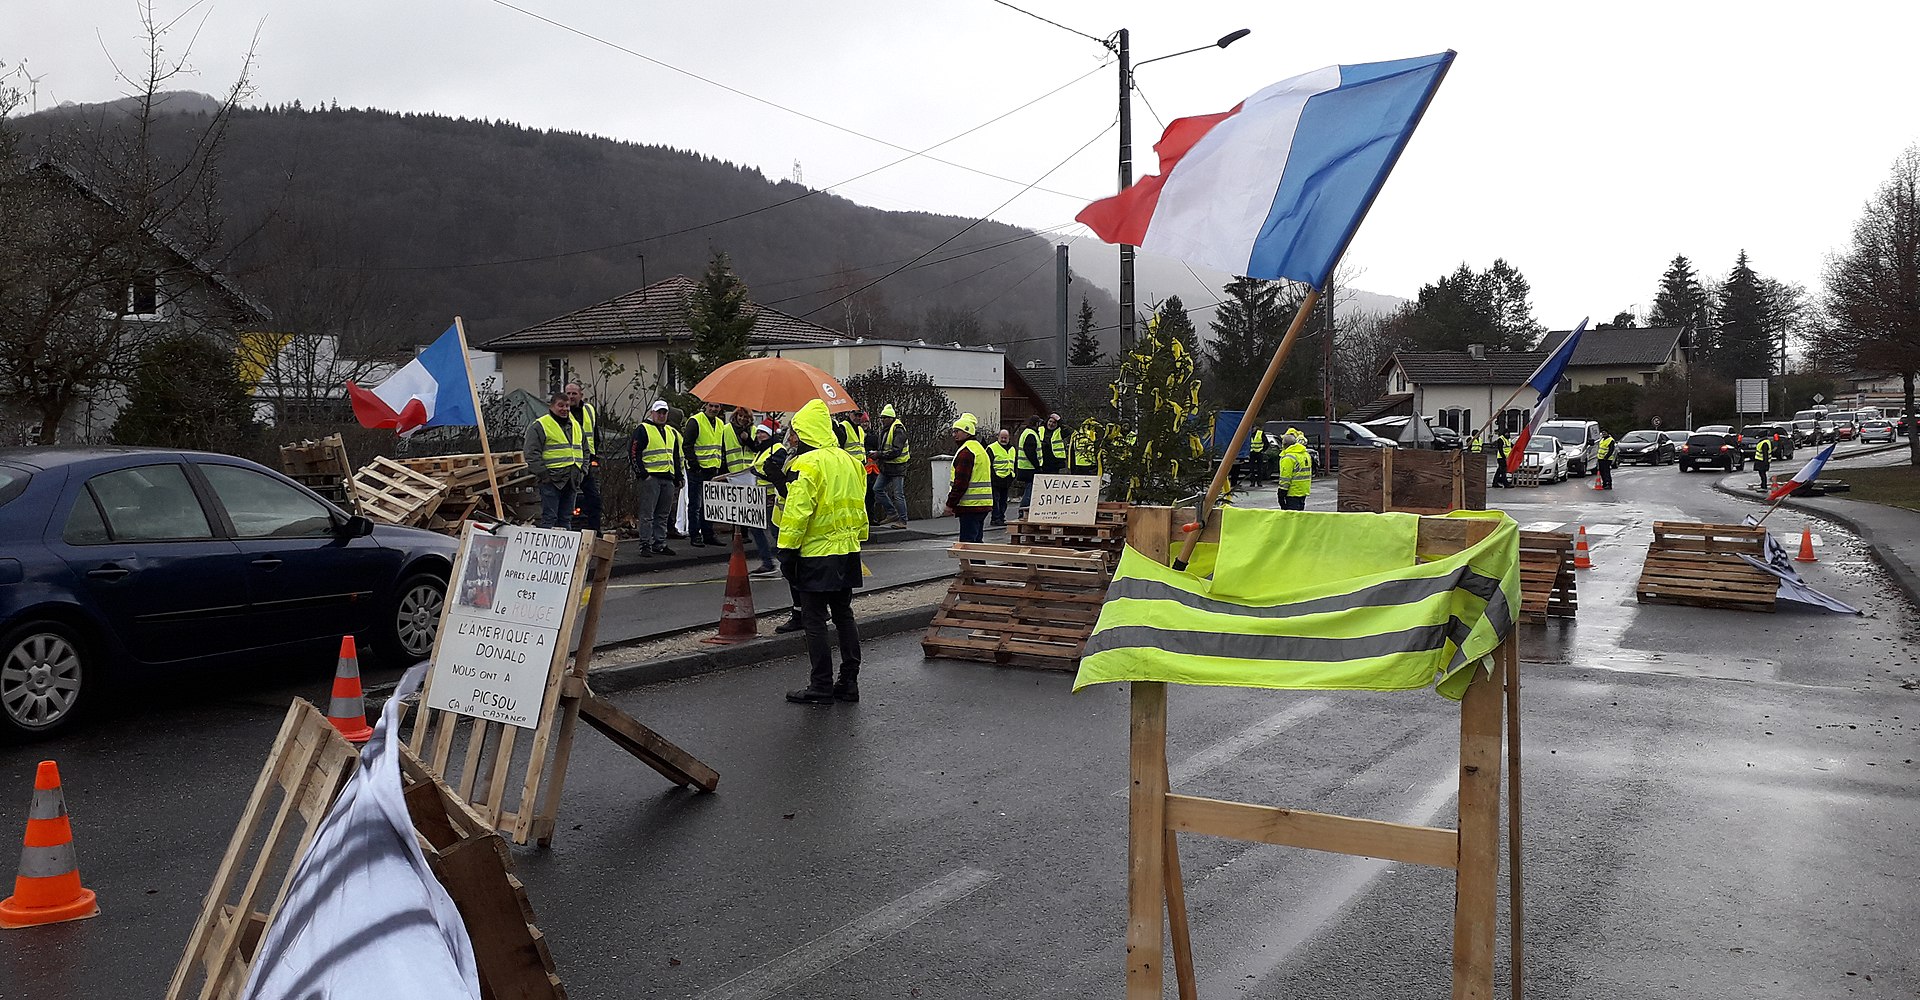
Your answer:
[1475,384,1533,441]
[453,316,507,520]
[1172,289,1319,571]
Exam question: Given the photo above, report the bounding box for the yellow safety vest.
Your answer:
[535,414,583,473]
[987,441,1017,479]
[753,443,789,527]
[1017,427,1041,472]
[882,421,913,466]
[688,413,727,470]
[723,423,755,474]
[783,445,869,556]
[1596,436,1615,461]
[1069,430,1100,473]
[1497,436,1512,459]
[570,401,597,459]
[955,440,994,508]
[1250,429,1268,454]
[1755,438,1772,461]
[1076,508,1519,701]
[1276,444,1313,497]
[837,419,867,463]
[1469,437,1483,454]
[634,422,681,475]
[1043,425,1069,463]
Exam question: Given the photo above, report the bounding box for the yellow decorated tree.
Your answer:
[1100,308,1216,504]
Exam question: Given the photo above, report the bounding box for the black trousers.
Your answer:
[991,478,1011,525]
[798,589,860,691]
[1279,494,1307,511]
[1596,459,1613,488]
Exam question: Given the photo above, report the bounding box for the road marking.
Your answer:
[610,578,729,589]
[1116,697,1332,797]
[1583,522,1624,536]
[1517,520,1565,533]
[696,867,998,1000]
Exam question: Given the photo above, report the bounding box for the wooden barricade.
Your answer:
[921,542,1110,670]
[1636,521,1777,613]
[170,700,359,1000]
[1007,501,1130,571]
[351,456,450,527]
[410,528,720,848]
[1338,447,1487,514]
[1119,505,1523,1000]
[1517,530,1578,622]
[279,434,353,508]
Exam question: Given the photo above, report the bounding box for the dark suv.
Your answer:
[1737,424,1795,461]
[1678,431,1745,472]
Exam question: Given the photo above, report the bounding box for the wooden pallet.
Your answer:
[1007,501,1130,570]
[1516,530,1577,622]
[279,434,353,507]
[922,542,1110,670]
[396,452,534,526]
[1337,448,1486,514]
[350,456,449,527]
[1636,521,1776,612]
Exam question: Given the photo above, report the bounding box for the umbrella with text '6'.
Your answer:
[690,357,858,414]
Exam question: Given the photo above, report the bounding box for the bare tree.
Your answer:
[1821,145,1920,466]
[0,4,257,443]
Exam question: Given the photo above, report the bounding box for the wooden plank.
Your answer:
[577,693,721,791]
[1126,682,1169,1000]
[1453,655,1504,1000]
[1504,640,1525,1000]
[1163,795,1460,869]
[1164,826,1196,1000]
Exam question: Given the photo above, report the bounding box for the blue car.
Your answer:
[0,448,457,740]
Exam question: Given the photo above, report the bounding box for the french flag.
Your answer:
[1076,52,1453,290]
[1507,395,1555,475]
[1767,444,1836,502]
[346,324,477,437]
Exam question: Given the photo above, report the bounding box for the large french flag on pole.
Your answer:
[1076,52,1453,290]
[346,324,477,437]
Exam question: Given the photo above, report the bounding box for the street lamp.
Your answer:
[1111,28,1251,353]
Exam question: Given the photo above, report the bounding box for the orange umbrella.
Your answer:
[690,357,858,414]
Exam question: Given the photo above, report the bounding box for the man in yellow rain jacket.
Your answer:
[1275,428,1314,511]
[780,399,870,705]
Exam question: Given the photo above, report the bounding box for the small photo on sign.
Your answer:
[455,533,509,612]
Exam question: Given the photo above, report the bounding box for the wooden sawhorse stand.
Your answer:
[1121,506,1523,1000]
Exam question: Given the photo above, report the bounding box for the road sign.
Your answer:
[429,525,583,729]
[1026,474,1100,525]
[1813,393,1826,404]
[702,479,768,529]
[1735,378,1770,414]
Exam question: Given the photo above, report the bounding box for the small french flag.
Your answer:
[1767,444,1836,502]
[346,324,477,438]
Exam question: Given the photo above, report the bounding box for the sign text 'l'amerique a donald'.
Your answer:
[428,526,582,729]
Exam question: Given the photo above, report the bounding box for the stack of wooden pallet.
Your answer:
[278,434,354,508]
[1007,501,1130,570]
[922,542,1110,670]
[392,451,537,528]
[1516,530,1577,622]
[1636,521,1777,612]
[349,456,450,527]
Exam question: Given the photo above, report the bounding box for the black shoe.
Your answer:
[751,564,779,577]
[702,535,720,546]
[833,683,859,703]
[774,617,805,634]
[656,545,676,556]
[639,547,656,557]
[690,538,707,547]
[786,687,836,705]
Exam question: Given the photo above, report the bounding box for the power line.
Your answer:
[798,121,1117,321]
[984,0,1108,46]
[486,0,1098,200]
[755,222,1081,307]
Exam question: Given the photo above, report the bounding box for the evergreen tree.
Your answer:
[1598,309,1638,330]
[1204,277,1284,411]
[1069,295,1103,366]
[1485,259,1545,348]
[671,250,757,392]
[111,333,257,450]
[1647,254,1714,365]
[1713,251,1772,377]
[1153,295,1200,354]
[1100,306,1211,504]
[1399,261,1539,352]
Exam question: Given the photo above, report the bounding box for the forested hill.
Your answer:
[28,98,1119,357]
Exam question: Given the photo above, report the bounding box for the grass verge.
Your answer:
[1833,464,1920,512]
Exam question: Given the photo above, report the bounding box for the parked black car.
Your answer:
[1677,431,1745,472]
[0,448,457,739]
[1737,424,1796,461]
[1613,430,1677,466]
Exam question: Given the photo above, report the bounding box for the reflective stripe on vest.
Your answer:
[536,415,583,472]
[1498,437,1512,458]
[1017,428,1041,472]
[690,413,727,469]
[987,442,1016,478]
[1044,425,1068,461]
[1755,439,1772,461]
[956,440,994,507]
[1070,432,1099,472]
[572,402,597,458]
[724,424,755,474]
[1276,445,1312,497]
[637,422,679,474]
[837,419,868,463]
[1596,437,1614,460]
[754,444,789,522]
[1075,508,1519,700]
[883,422,912,465]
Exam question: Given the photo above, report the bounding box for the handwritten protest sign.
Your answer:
[428,526,583,728]
[702,479,768,529]
[1027,474,1100,525]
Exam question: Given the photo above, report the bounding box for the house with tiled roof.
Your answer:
[1535,326,1689,388]
[482,275,845,402]
[1377,346,1553,436]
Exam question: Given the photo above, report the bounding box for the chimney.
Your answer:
[1467,344,1486,361]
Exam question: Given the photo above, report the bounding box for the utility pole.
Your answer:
[1056,244,1070,409]
[1322,275,1336,467]
[1116,29,1135,355]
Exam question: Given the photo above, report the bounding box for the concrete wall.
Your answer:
[1411,384,1528,434]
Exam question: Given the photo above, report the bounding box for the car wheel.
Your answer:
[1680,464,1691,473]
[1,621,88,741]
[388,571,447,663]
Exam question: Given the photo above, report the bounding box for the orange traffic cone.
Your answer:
[703,530,758,645]
[326,636,373,744]
[1592,471,1605,490]
[1573,525,1594,569]
[0,761,99,929]
[1795,526,1818,564]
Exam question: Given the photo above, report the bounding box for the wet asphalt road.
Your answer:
[2,458,1916,999]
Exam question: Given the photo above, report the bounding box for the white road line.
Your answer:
[1583,522,1624,536]
[1117,697,1332,798]
[696,867,998,1000]
[1517,520,1565,533]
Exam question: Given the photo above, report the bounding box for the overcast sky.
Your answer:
[11,1,1920,329]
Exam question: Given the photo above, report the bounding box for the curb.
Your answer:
[1708,475,1920,612]
[585,604,941,695]
[602,526,953,579]
[592,571,956,653]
